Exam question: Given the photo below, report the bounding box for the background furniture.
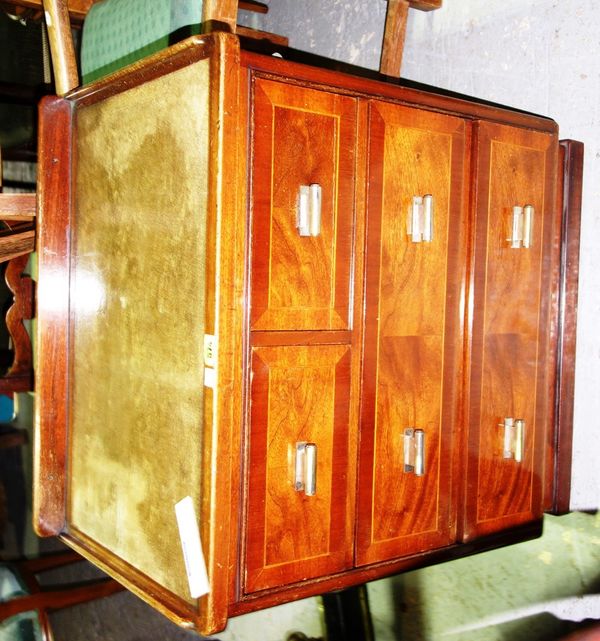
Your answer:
[0,551,124,641]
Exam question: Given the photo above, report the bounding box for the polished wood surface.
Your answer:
[463,122,557,540]
[356,101,467,565]
[240,50,558,135]
[198,31,244,634]
[245,345,355,592]
[250,78,356,331]
[550,140,583,515]
[236,25,288,46]
[34,95,73,537]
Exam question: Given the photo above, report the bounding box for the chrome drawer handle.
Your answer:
[407,194,434,243]
[508,204,534,248]
[404,428,425,476]
[295,442,317,495]
[297,184,322,237]
[499,417,525,462]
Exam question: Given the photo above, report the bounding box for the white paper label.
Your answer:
[204,367,216,388]
[174,496,210,599]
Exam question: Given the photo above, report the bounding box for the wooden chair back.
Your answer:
[0,551,124,641]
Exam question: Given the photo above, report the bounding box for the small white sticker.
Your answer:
[44,11,52,27]
[204,334,217,368]
[175,496,210,599]
[204,367,216,389]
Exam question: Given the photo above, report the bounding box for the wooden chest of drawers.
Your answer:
[34,32,581,634]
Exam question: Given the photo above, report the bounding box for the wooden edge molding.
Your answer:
[33,95,73,537]
[550,139,584,515]
[67,35,216,107]
[59,531,200,631]
[240,50,558,135]
[231,521,542,616]
[195,29,242,636]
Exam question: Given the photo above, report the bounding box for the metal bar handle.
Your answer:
[514,419,524,463]
[508,205,534,248]
[509,206,523,248]
[304,443,317,495]
[407,194,434,243]
[295,442,317,495]
[414,429,425,476]
[403,428,425,476]
[404,428,415,472]
[297,184,322,237]
[499,417,524,462]
[501,417,514,459]
[523,205,534,248]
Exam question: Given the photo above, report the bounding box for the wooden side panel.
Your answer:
[356,101,467,565]
[549,139,583,515]
[250,78,356,331]
[245,345,354,592]
[464,122,558,540]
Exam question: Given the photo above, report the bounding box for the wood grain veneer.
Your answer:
[463,122,558,540]
[245,345,355,592]
[356,101,468,565]
[250,78,356,332]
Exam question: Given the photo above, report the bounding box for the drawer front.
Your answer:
[463,122,558,540]
[356,101,467,565]
[250,78,357,331]
[245,345,355,593]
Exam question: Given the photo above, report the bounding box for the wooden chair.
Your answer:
[0,551,124,641]
[0,384,122,640]
[381,0,442,76]
[0,150,36,395]
[32,0,442,96]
